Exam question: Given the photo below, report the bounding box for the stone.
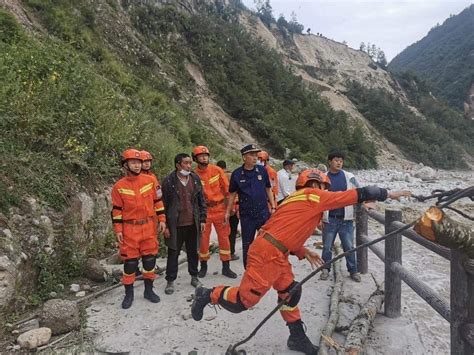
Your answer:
[17,327,51,349]
[2,228,12,239]
[182,313,192,320]
[76,291,86,297]
[105,253,123,265]
[83,284,92,291]
[70,284,80,292]
[49,291,57,298]
[18,319,39,335]
[78,192,94,224]
[40,299,80,335]
[83,258,107,282]
[0,255,16,307]
[413,166,435,180]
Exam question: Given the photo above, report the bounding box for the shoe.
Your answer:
[164,281,175,295]
[198,261,208,278]
[222,261,237,279]
[319,269,330,280]
[231,254,240,261]
[121,284,134,309]
[191,287,212,321]
[143,279,160,303]
[287,320,319,354]
[350,272,361,282]
[191,276,202,288]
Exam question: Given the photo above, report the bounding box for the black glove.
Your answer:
[356,186,388,203]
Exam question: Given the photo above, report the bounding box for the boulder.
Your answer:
[0,255,16,307]
[39,299,80,335]
[17,319,39,335]
[83,258,107,282]
[414,166,435,180]
[70,284,80,292]
[17,327,51,349]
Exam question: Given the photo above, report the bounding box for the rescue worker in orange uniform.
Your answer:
[191,169,410,354]
[193,146,237,279]
[140,150,161,193]
[257,150,279,201]
[111,149,166,309]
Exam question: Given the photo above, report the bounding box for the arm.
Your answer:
[111,185,124,242]
[266,187,276,211]
[225,192,237,224]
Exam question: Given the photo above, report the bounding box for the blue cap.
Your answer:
[240,144,261,155]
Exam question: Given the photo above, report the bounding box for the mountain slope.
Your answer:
[389,4,474,115]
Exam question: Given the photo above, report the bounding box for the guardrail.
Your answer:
[355,206,474,354]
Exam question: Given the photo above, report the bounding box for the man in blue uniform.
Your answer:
[225,144,276,267]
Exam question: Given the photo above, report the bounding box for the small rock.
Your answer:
[70,284,80,292]
[5,322,13,328]
[182,313,192,320]
[204,315,217,321]
[12,345,21,351]
[82,284,92,291]
[76,291,86,297]
[91,306,101,312]
[20,252,28,261]
[40,299,80,335]
[17,327,51,349]
[186,295,194,302]
[105,253,123,265]
[83,258,108,282]
[57,284,65,290]
[213,271,218,275]
[49,291,57,298]
[6,345,13,350]
[12,329,19,335]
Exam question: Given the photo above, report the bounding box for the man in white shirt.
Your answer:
[276,160,296,204]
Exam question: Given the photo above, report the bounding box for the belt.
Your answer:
[123,217,153,225]
[206,199,224,208]
[262,233,288,254]
[329,215,345,220]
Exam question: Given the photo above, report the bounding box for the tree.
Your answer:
[376,49,387,68]
[254,0,274,27]
[359,42,366,52]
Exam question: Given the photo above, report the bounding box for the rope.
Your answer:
[226,186,473,355]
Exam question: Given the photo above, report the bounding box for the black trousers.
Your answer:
[165,225,199,282]
[229,214,239,255]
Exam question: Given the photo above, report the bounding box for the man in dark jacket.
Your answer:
[162,153,207,295]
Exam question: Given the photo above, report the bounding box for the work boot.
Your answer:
[231,253,240,261]
[287,320,319,355]
[222,261,237,279]
[164,281,174,295]
[198,261,208,278]
[191,276,202,288]
[143,279,160,303]
[320,269,330,280]
[191,287,212,321]
[350,272,362,283]
[121,284,134,309]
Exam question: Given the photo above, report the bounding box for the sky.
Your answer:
[241,0,473,61]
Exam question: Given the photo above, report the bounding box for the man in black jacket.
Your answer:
[162,153,207,295]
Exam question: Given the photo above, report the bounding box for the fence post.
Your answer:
[384,209,402,318]
[450,250,474,354]
[355,204,368,274]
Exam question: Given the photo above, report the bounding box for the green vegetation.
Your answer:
[347,81,471,169]
[132,4,377,168]
[389,5,474,109]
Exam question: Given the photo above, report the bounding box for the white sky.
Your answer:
[241,0,473,61]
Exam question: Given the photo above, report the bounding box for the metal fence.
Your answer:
[355,206,474,354]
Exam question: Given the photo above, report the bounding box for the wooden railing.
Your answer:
[355,206,474,354]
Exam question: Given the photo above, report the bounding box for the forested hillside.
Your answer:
[389,4,474,111]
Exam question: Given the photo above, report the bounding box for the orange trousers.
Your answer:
[210,235,301,323]
[120,218,158,285]
[199,204,231,262]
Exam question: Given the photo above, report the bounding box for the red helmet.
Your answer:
[296,169,331,189]
[140,150,153,161]
[121,149,142,164]
[192,145,210,160]
[257,150,269,161]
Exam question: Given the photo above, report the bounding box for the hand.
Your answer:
[158,221,166,234]
[223,211,230,225]
[363,202,376,211]
[304,249,324,269]
[200,223,206,233]
[116,232,123,244]
[388,190,411,201]
[164,228,170,239]
[270,207,276,214]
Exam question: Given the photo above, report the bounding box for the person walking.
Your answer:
[277,159,296,204]
[320,150,361,282]
[225,144,276,268]
[161,153,207,295]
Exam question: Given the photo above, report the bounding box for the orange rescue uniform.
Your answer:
[210,187,358,323]
[265,164,279,200]
[194,164,231,261]
[111,174,165,285]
